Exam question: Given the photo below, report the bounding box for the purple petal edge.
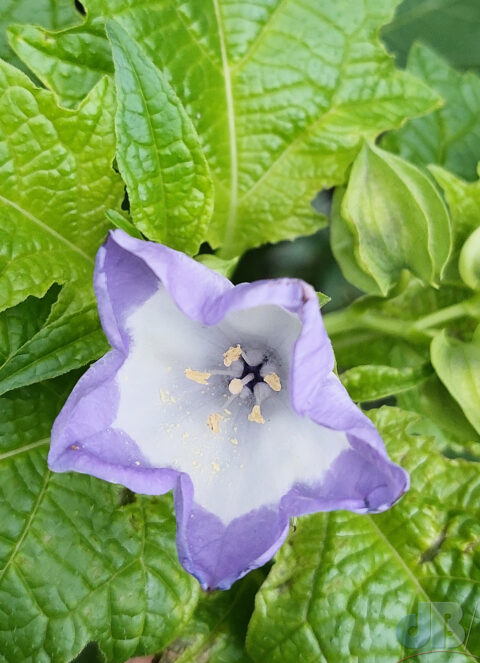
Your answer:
[49,229,409,590]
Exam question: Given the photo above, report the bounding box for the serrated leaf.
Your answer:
[247,407,480,662]
[7,19,113,108]
[0,378,199,663]
[0,61,122,310]
[431,330,480,435]
[157,571,262,663]
[383,43,480,182]
[14,0,440,257]
[340,363,432,402]
[382,0,480,73]
[0,0,79,74]
[330,142,452,295]
[106,21,213,255]
[0,281,108,396]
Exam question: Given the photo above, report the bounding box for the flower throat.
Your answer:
[185,344,282,429]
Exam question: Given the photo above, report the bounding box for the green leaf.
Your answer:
[430,164,480,281]
[7,19,113,108]
[0,378,199,663]
[317,292,331,308]
[0,61,122,310]
[398,375,480,446]
[383,43,480,182]
[157,571,263,663]
[18,0,440,257]
[0,0,79,74]
[330,142,452,295]
[105,209,143,240]
[459,226,480,291]
[382,0,480,73]
[431,330,480,435]
[0,281,108,396]
[340,363,432,402]
[106,21,213,256]
[195,253,239,279]
[247,407,480,662]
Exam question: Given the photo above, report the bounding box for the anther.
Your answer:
[223,345,242,366]
[185,368,211,385]
[264,372,281,391]
[248,404,265,424]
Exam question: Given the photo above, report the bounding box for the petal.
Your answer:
[94,229,232,351]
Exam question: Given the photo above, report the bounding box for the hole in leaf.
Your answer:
[121,187,130,213]
[70,641,104,663]
[420,528,447,564]
[74,0,86,15]
[118,487,136,506]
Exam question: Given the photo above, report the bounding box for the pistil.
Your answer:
[228,373,254,395]
[185,345,282,428]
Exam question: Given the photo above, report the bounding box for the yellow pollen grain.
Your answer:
[212,461,220,472]
[248,405,265,424]
[223,345,242,366]
[230,437,238,445]
[207,412,223,433]
[228,378,244,395]
[264,372,282,391]
[185,368,211,385]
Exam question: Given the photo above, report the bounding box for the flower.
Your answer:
[49,229,409,590]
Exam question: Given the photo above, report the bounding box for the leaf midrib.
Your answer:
[368,515,473,658]
[0,438,49,461]
[0,469,51,583]
[212,0,238,253]
[0,194,93,265]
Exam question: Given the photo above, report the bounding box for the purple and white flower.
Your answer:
[49,230,409,590]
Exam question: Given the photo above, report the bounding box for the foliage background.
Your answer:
[1,1,480,662]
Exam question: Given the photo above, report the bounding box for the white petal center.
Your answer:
[113,286,349,524]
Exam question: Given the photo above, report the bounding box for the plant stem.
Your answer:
[324,294,480,341]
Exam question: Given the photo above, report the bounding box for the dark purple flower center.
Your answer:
[238,353,268,391]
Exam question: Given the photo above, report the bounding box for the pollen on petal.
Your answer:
[207,412,223,433]
[223,345,242,366]
[248,405,265,424]
[185,368,211,385]
[264,372,282,391]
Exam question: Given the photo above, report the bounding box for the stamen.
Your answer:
[185,368,211,385]
[228,373,254,395]
[223,345,242,366]
[264,372,281,392]
[207,412,223,433]
[248,404,265,424]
